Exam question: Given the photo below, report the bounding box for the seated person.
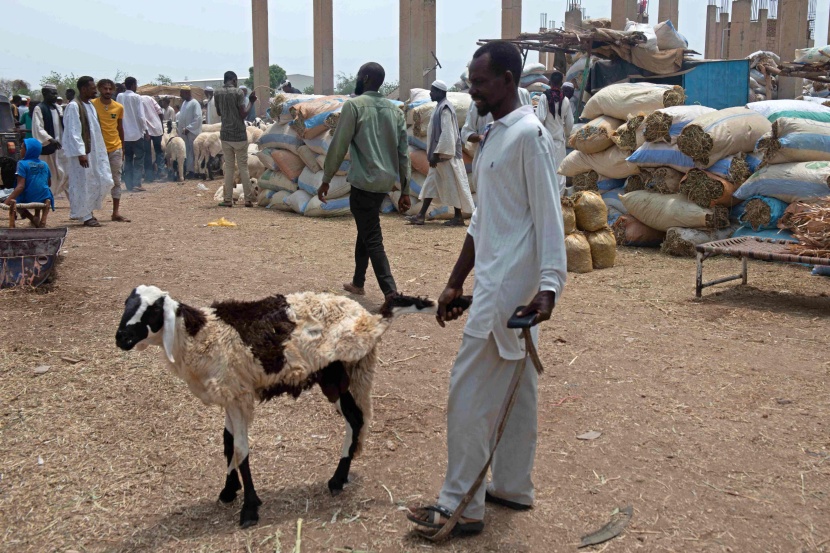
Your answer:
[3,138,55,227]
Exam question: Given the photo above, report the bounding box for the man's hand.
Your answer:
[398,194,411,214]
[429,154,440,168]
[516,290,556,326]
[436,286,465,328]
[50,139,62,150]
[2,197,12,206]
[249,92,258,103]
[78,155,89,168]
[184,129,190,136]
[468,133,482,143]
[144,132,150,141]
[317,182,330,204]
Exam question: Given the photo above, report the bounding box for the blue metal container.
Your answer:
[0,227,67,288]
[631,59,751,110]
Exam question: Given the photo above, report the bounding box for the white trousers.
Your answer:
[438,332,538,520]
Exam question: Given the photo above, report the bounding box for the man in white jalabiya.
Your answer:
[205,86,220,125]
[536,71,573,194]
[31,84,69,197]
[178,86,203,178]
[62,76,114,228]
[406,80,474,227]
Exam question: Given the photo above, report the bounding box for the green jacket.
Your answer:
[323,91,410,195]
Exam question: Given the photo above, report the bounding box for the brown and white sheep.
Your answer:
[115,285,470,528]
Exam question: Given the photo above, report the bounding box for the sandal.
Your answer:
[217,201,233,208]
[485,491,532,511]
[443,218,465,227]
[405,215,425,226]
[244,202,254,208]
[83,217,101,227]
[343,282,365,296]
[406,505,484,537]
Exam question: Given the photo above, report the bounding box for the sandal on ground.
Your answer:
[217,201,234,208]
[443,218,465,227]
[405,215,425,226]
[406,505,484,537]
[111,215,131,223]
[131,186,147,192]
[485,491,532,511]
[343,282,365,296]
[244,202,253,208]
[83,218,101,228]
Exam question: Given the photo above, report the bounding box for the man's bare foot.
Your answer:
[405,214,425,226]
[343,282,365,296]
[112,214,131,222]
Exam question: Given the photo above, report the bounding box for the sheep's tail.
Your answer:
[378,295,473,322]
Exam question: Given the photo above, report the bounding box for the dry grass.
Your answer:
[325,112,340,131]
[623,170,650,194]
[611,115,645,153]
[573,171,599,192]
[642,110,672,143]
[646,167,683,194]
[680,169,730,209]
[663,86,686,109]
[785,199,830,257]
[741,197,774,231]
[728,152,753,185]
[677,124,715,166]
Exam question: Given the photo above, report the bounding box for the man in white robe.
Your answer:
[205,87,220,125]
[62,77,114,227]
[536,71,573,194]
[405,80,474,227]
[178,86,203,177]
[31,84,69,197]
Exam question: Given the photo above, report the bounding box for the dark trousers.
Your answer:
[123,140,145,189]
[349,186,396,297]
[143,135,163,177]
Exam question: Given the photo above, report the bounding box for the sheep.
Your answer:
[115,285,471,528]
[164,137,186,182]
[202,123,222,133]
[246,126,264,144]
[193,132,223,180]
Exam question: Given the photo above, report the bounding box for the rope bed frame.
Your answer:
[0,200,48,228]
[694,236,830,297]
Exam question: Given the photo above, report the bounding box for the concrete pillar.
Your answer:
[502,0,522,39]
[313,0,334,95]
[251,0,269,116]
[658,0,679,24]
[705,4,719,58]
[728,0,752,60]
[400,0,425,101]
[422,0,437,89]
[611,0,627,30]
[564,8,583,32]
[827,8,830,44]
[752,9,769,56]
[719,12,730,59]
[778,0,810,99]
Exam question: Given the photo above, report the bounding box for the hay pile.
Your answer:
[647,167,683,194]
[727,153,753,186]
[663,86,686,110]
[783,200,830,257]
[624,171,651,193]
[679,169,737,208]
[741,197,774,231]
[676,125,713,165]
[573,171,600,192]
[677,107,771,166]
[569,116,621,154]
[325,112,340,130]
[611,115,646,153]
[642,110,672,143]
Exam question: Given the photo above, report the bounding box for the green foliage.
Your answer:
[156,74,173,86]
[380,80,399,97]
[0,78,30,96]
[39,71,78,96]
[302,85,315,95]
[245,64,287,93]
[335,74,399,97]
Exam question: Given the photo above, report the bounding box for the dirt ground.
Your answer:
[1,180,828,553]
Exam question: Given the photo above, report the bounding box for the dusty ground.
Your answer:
[1,180,829,553]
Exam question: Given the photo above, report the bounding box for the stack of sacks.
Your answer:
[746,99,830,125]
[270,94,322,124]
[290,96,349,139]
[746,51,780,102]
[410,92,471,139]
[563,192,617,273]
[730,195,794,240]
[521,62,549,93]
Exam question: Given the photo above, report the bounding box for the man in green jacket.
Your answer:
[320,62,411,300]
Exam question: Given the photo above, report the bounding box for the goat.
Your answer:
[115,285,470,528]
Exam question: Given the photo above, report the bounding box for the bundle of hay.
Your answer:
[559,147,640,180]
[573,171,599,192]
[725,153,753,186]
[676,107,772,166]
[565,232,593,273]
[620,191,731,232]
[647,167,684,194]
[611,115,646,153]
[586,228,616,269]
[756,117,830,166]
[569,116,622,154]
[679,169,739,208]
[661,227,735,257]
[581,83,686,121]
[738,195,789,231]
[573,191,608,232]
[782,200,830,257]
[562,197,577,234]
[624,170,651,193]
[641,105,716,143]
[324,111,340,130]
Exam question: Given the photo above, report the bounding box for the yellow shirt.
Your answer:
[91,98,124,153]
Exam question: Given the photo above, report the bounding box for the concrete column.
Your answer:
[728,0,752,60]
[564,8,583,32]
[422,0,437,89]
[827,8,830,44]
[313,0,334,95]
[658,0,679,24]
[705,5,717,58]
[752,9,769,56]
[502,0,522,39]
[719,12,730,59]
[251,0,269,116]
[778,0,810,99]
[611,0,627,30]
[400,0,425,101]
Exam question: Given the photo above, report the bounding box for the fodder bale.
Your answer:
[646,167,684,194]
[559,146,640,180]
[736,195,789,231]
[734,162,830,203]
[565,232,593,273]
[573,191,608,232]
[581,83,686,121]
[573,171,599,192]
[568,115,623,154]
[624,170,651,193]
[562,197,577,234]
[679,169,739,208]
[411,92,472,138]
[612,214,666,247]
[642,105,715,143]
[610,115,646,153]
[620,191,731,232]
[676,107,772,166]
[661,227,735,257]
[757,117,830,165]
[586,228,617,269]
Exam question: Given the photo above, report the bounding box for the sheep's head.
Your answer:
[115,285,179,362]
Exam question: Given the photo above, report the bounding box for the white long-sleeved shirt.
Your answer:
[32,104,63,146]
[464,105,567,360]
[178,98,202,136]
[115,90,147,142]
[460,87,531,149]
[536,95,574,145]
[519,87,532,107]
[206,97,220,124]
[140,95,164,137]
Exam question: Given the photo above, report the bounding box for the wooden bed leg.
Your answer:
[8,200,15,229]
[741,257,748,286]
[696,251,704,298]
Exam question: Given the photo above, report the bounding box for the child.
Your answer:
[3,138,55,227]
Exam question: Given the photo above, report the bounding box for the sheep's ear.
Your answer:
[162,296,178,363]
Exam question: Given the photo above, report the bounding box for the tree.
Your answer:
[0,78,30,96]
[39,71,78,96]
[245,64,287,93]
[335,74,399,97]
[380,80,399,97]
[156,74,173,86]
[302,85,315,95]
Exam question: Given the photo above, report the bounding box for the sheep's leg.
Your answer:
[328,392,363,495]
[227,406,261,528]
[218,411,242,504]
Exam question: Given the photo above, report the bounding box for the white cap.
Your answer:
[431,80,448,92]
[562,82,575,90]
[205,86,214,92]
[42,84,58,91]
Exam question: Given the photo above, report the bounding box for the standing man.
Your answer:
[10,95,22,122]
[116,77,147,192]
[205,86,220,125]
[405,80,474,227]
[65,89,76,103]
[406,41,567,538]
[62,76,115,228]
[214,71,255,208]
[178,86,203,178]
[282,81,301,94]
[140,94,164,181]
[536,71,573,194]
[160,98,176,132]
[245,88,258,122]
[32,84,69,197]
[320,62,411,300]
[91,79,130,222]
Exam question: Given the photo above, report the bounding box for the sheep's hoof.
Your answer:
[218,486,239,504]
[328,478,347,496]
[239,504,260,528]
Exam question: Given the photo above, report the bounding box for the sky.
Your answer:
[3,0,830,92]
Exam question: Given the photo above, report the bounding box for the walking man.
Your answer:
[536,71,573,194]
[91,78,130,222]
[116,77,147,192]
[405,80,474,227]
[406,41,567,538]
[31,84,69,197]
[140,94,164,181]
[319,62,411,300]
[178,86,203,178]
[214,71,255,208]
[62,76,115,228]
